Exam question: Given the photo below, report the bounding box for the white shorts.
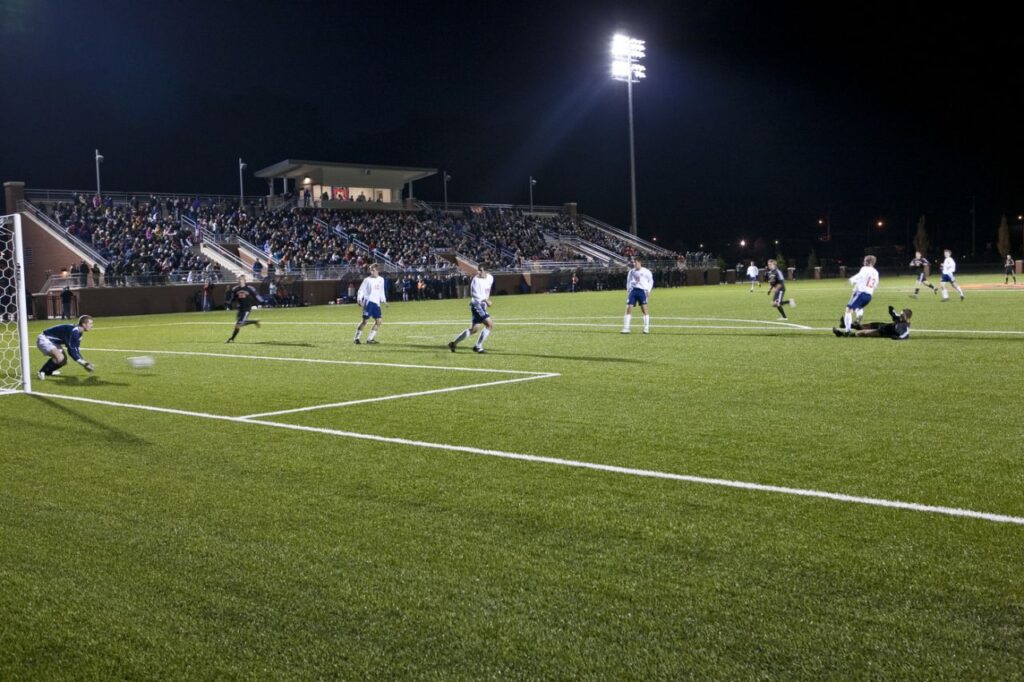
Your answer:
[36,333,59,356]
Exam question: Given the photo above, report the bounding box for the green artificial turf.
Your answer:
[2,276,1022,679]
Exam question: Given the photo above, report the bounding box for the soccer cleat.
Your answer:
[447,341,457,353]
[777,316,787,321]
[254,320,261,328]
[642,328,649,334]
[789,299,796,307]
[911,293,918,298]
[225,338,233,343]
[51,370,61,376]
[960,294,965,301]
[621,329,630,334]
[37,371,45,381]
[473,346,485,353]
[353,339,361,344]
[933,287,938,295]
[366,339,378,344]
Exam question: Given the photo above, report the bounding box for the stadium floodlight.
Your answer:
[443,172,452,212]
[94,149,104,200]
[529,176,537,213]
[610,33,646,237]
[238,157,247,209]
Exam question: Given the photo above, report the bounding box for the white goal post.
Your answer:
[0,213,32,395]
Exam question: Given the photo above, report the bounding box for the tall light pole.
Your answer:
[529,176,537,213]
[611,33,646,237]
[443,172,452,212]
[94,149,104,200]
[238,158,247,209]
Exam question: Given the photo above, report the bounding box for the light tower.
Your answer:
[611,33,646,236]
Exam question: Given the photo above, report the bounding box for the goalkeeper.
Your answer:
[36,314,95,380]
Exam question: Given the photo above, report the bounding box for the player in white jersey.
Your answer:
[841,255,879,333]
[622,257,653,334]
[746,261,760,291]
[448,264,495,353]
[354,264,386,344]
[939,249,964,301]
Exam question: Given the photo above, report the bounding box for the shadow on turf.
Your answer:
[395,342,646,363]
[29,394,151,446]
[245,341,317,348]
[41,375,131,387]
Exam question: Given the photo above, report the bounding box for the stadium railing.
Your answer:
[18,200,110,268]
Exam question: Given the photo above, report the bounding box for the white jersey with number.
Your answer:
[357,275,387,305]
[470,273,494,302]
[941,257,956,276]
[849,266,880,295]
[626,267,654,293]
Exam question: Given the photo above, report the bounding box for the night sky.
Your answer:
[2,0,1022,261]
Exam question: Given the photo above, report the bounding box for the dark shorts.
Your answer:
[627,288,649,307]
[771,287,786,305]
[470,300,490,325]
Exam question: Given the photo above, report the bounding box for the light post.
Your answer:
[529,176,537,213]
[443,172,452,212]
[94,149,104,200]
[611,33,646,237]
[238,158,247,209]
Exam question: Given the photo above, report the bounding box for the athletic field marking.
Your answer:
[86,348,554,376]
[27,392,1024,527]
[240,373,559,419]
[85,318,1024,336]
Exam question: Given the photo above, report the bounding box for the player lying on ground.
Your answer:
[833,306,911,339]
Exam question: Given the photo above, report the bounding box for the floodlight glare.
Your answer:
[609,33,646,236]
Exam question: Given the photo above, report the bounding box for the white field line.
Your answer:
[85,348,552,376]
[240,373,559,419]
[27,392,1024,527]
[87,317,1024,335]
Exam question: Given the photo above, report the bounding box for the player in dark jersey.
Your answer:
[833,306,911,339]
[909,251,937,297]
[225,275,262,343]
[1005,254,1017,284]
[765,259,795,320]
[36,314,95,379]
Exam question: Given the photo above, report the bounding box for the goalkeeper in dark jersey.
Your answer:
[36,314,95,379]
[225,275,262,343]
[833,306,911,339]
[909,252,937,297]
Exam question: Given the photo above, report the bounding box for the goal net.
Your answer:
[0,213,31,395]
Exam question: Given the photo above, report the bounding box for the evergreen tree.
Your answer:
[774,252,787,270]
[913,216,929,255]
[997,215,1011,258]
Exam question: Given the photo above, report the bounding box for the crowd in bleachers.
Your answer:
[49,194,222,285]
[41,193,688,287]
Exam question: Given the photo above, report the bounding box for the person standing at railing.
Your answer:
[60,286,74,319]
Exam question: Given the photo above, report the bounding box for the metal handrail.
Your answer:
[579,214,674,256]
[17,200,109,267]
[25,188,261,208]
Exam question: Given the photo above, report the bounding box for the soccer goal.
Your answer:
[0,213,32,395]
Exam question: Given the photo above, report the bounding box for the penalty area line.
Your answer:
[27,392,1024,527]
[239,373,560,419]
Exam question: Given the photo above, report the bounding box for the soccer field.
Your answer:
[3,276,1023,678]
